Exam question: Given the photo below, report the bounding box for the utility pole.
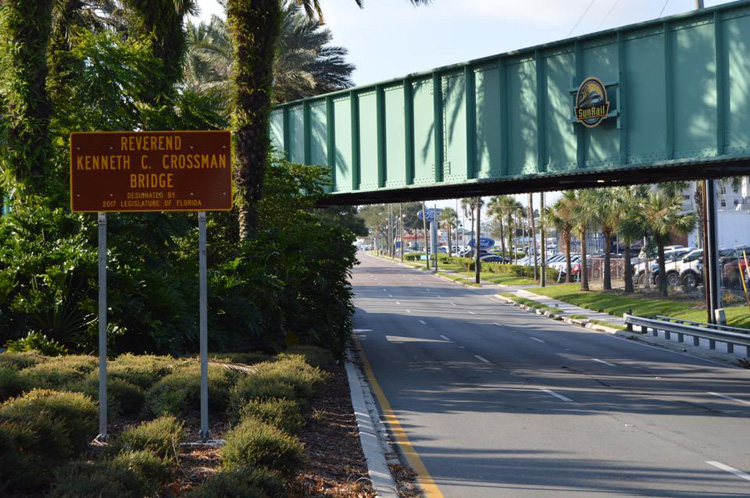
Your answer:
[399,203,404,262]
[422,201,429,269]
[475,197,481,284]
[540,192,547,287]
[529,193,538,280]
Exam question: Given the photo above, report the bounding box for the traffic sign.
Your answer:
[418,208,442,223]
[70,130,231,212]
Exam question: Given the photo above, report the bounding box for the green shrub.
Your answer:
[210,352,271,366]
[228,375,297,418]
[0,367,29,401]
[112,449,173,488]
[51,449,172,498]
[185,468,286,498]
[281,345,335,370]
[113,415,185,460]
[145,363,235,416]
[72,376,145,420]
[6,331,68,356]
[0,352,47,370]
[108,354,177,389]
[237,398,306,434]
[22,355,98,389]
[221,418,304,477]
[255,355,326,400]
[0,390,98,493]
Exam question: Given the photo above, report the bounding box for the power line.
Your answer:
[596,0,621,30]
[567,0,596,37]
[658,0,671,18]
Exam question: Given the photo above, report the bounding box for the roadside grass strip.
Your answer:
[353,336,445,498]
[529,284,750,329]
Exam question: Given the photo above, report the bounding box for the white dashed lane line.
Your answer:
[540,388,574,402]
[708,392,750,406]
[592,358,616,367]
[474,355,491,364]
[440,335,451,341]
[419,320,427,325]
[705,461,750,482]
[529,337,546,343]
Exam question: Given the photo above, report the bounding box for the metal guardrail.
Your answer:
[654,315,750,335]
[623,314,750,357]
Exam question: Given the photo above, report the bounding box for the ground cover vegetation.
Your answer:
[0,347,362,497]
[0,0,369,358]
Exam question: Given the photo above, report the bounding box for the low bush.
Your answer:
[70,376,145,420]
[255,355,326,400]
[51,449,172,498]
[228,375,297,418]
[113,415,185,461]
[237,398,307,434]
[185,468,284,498]
[0,352,47,370]
[6,331,68,356]
[145,363,235,416]
[221,418,304,477]
[281,345,336,370]
[210,352,271,366]
[21,355,98,389]
[108,354,177,389]
[0,367,29,401]
[0,389,97,493]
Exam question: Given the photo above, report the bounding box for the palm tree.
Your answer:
[440,207,458,256]
[572,190,599,291]
[617,186,649,293]
[228,0,431,239]
[642,191,697,297]
[487,196,509,261]
[546,192,576,283]
[588,188,622,290]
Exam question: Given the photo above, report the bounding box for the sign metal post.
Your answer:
[97,212,108,440]
[198,211,209,440]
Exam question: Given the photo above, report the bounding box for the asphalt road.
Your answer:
[352,253,750,498]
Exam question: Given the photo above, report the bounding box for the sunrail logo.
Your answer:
[574,77,610,128]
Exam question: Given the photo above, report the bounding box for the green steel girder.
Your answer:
[271,0,750,205]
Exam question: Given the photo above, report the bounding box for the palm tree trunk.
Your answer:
[603,230,612,290]
[580,229,589,291]
[658,242,668,297]
[565,232,572,283]
[624,240,634,293]
[4,0,54,192]
[447,224,452,259]
[228,0,283,240]
[499,220,506,262]
[507,216,514,260]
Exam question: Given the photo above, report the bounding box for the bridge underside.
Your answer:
[271,1,750,207]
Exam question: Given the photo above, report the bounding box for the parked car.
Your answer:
[480,255,505,263]
[635,247,692,285]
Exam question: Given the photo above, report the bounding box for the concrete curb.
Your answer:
[344,353,400,498]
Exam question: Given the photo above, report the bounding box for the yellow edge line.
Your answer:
[353,335,445,498]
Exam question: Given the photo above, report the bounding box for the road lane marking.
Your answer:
[529,337,546,343]
[592,358,616,367]
[419,320,427,325]
[706,461,750,482]
[425,288,431,292]
[396,301,401,305]
[388,294,393,298]
[541,388,573,402]
[437,295,443,298]
[353,336,445,498]
[383,288,387,292]
[440,335,451,341]
[708,392,750,406]
[450,302,457,306]
[467,311,476,315]
[474,355,490,363]
[353,329,372,332]
[406,309,412,313]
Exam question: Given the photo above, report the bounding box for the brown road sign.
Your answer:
[70,130,232,212]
